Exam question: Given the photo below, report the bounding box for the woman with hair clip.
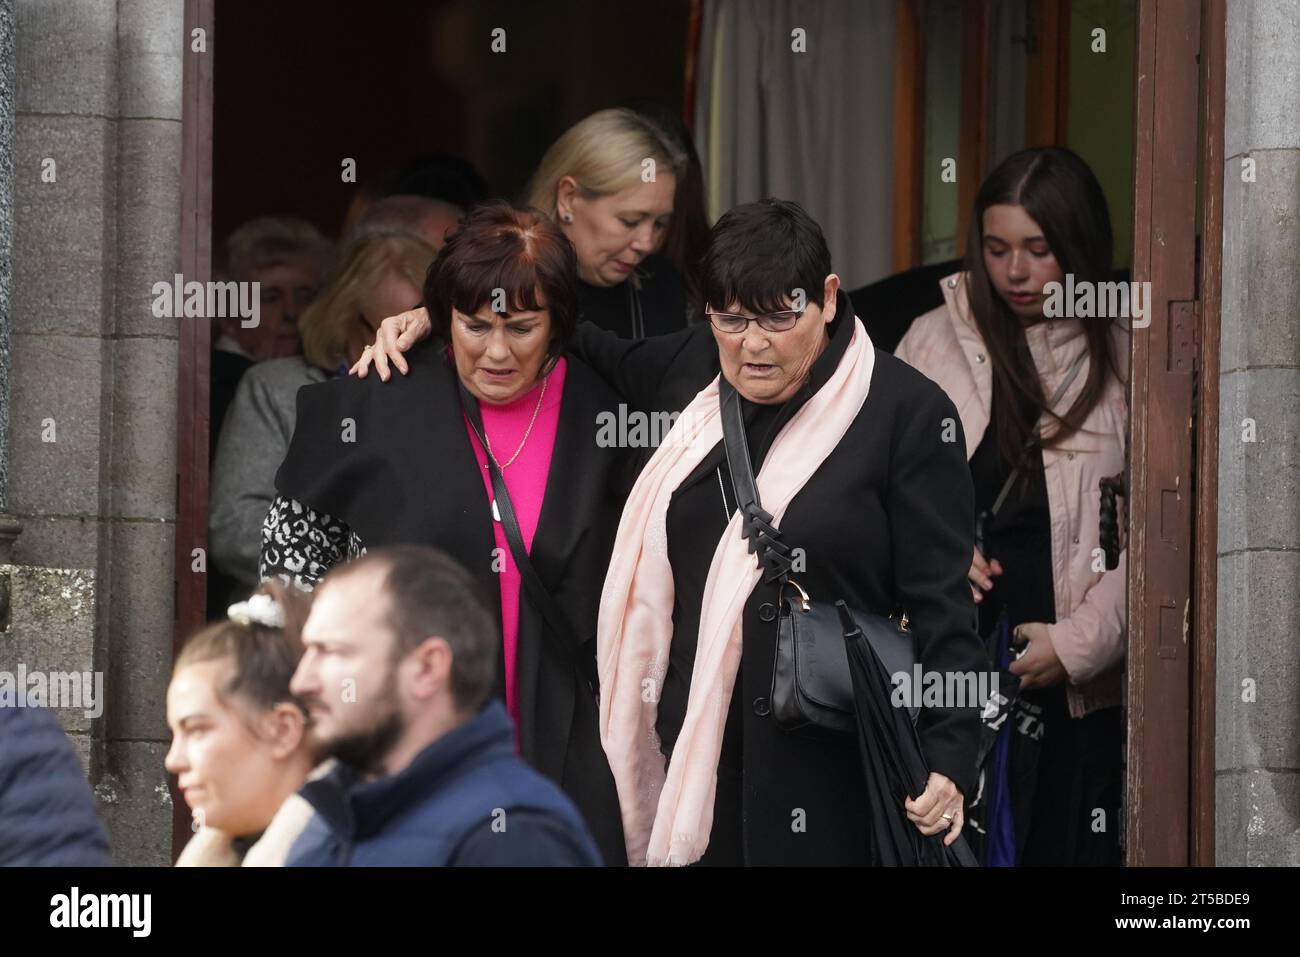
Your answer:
[167,580,321,866]
[894,146,1129,866]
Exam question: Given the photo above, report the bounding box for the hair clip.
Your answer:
[227,592,284,629]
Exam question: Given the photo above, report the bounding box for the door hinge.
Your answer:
[1169,300,1199,374]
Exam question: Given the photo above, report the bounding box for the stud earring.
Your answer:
[560,212,573,223]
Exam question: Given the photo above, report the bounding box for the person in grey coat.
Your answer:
[210,229,435,589]
[0,705,111,866]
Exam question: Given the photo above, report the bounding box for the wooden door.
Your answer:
[1126,0,1223,866]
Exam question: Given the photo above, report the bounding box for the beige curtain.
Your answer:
[694,0,898,289]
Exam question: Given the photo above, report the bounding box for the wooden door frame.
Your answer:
[891,0,925,271]
[894,0,1073,269]
[173,0,214,859]
[1126,0,1223,866]
[955,0,990,258]
[1024,0,1071,148]
[1191,0,1225,868]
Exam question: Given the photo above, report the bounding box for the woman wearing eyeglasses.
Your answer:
[354,199,984,867]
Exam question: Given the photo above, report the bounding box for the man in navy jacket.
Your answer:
[284,545,601,866]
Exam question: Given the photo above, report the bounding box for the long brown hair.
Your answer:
[963,147,1123,468]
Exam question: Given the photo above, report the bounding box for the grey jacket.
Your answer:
[210,356,327,585]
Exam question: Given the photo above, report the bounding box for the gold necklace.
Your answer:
[483,375,549,471]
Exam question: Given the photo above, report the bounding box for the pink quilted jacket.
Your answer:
[895,272,1129,718]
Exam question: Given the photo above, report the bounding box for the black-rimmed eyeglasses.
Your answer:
[705,308,806,334]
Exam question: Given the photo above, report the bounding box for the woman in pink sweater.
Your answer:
[895,147,1129,866]
[260,203,630,864]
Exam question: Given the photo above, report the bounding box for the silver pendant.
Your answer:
[492,498,501,522]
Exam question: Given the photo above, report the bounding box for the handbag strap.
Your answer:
[458,382,600,696]
[720,378,909,627]
[718,377,800,585]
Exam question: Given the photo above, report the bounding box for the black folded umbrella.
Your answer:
[837,602,979,867]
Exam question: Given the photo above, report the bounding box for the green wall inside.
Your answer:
[1067,0,1137,269]
[919,0,1137,270]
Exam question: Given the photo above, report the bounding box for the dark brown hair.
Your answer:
[174,580,312,716]
[327,546,498,714]
[423,201,578,367]
[962,146,1123,468]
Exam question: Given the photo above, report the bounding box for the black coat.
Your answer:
[577,253,691,338]
[572,291,984,865]
[275,341,629,864]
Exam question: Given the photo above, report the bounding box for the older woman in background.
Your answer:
[209,228,436,593]
[210,215,333,456]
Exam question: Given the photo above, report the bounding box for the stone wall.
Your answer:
[1216,0,1300,867]
[3,0,186,866]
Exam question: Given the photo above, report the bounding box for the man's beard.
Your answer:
[319,668,404,776]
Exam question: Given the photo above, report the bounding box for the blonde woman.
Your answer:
[210,231,436,590]
[524,108,691,338]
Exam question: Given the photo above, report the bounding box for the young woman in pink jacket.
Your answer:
[895,147,1129,866]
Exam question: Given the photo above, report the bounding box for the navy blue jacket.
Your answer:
[0,705,111,866]
[287,701,602,866]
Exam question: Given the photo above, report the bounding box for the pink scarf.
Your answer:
[597,317,876,865]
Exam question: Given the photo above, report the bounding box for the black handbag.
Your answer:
[717,377,916,735]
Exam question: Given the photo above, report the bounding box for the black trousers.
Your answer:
[1019,686,1123,867]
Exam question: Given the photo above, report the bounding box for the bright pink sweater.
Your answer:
[461,358,567,728]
